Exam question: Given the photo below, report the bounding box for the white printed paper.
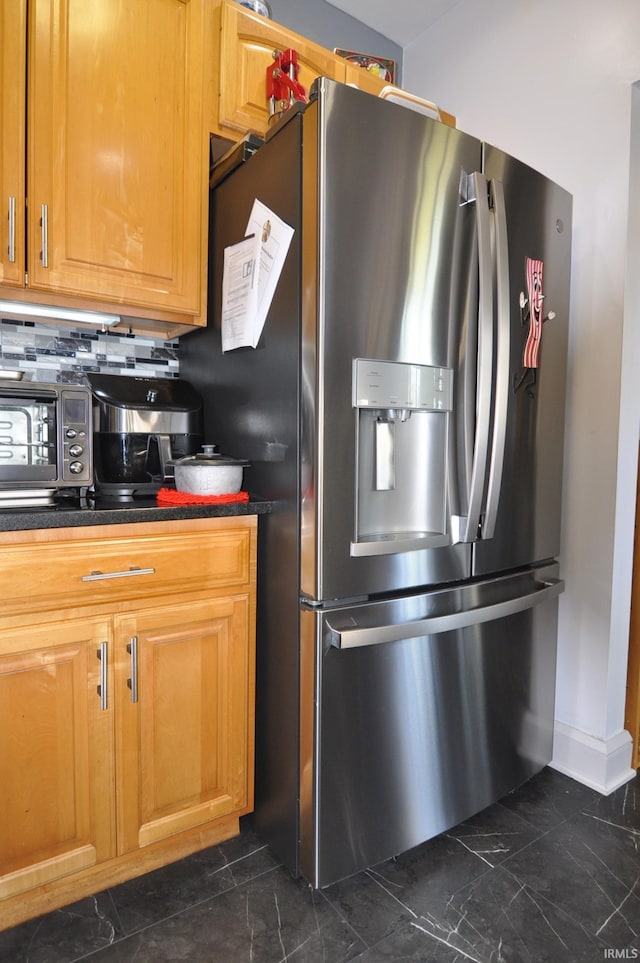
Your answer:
[220,200,294,351]
[245,199,295,346]
[221,234,261,353]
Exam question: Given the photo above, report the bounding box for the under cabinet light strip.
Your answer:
[0,299,121,328]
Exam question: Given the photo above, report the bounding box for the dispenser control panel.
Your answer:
[352,359,453,411]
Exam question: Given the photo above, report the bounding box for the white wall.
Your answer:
[404,0,640,791]
[270,0,401,77]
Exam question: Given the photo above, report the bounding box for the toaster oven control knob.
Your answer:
[69,460,84,474]
[65,428,77,439]
[69,444,83,457]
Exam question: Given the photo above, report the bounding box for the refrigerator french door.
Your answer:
[301,80,479,603]
[472,145,572,577]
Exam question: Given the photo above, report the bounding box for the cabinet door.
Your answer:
[216,1,347,137]
[27,0,209,318]
[0,619,115,900]
[0,0,26,288]
[116,595,255,853]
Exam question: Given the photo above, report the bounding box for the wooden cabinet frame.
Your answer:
[1,0,213,337]
[210,0,455,143]
[0,515,257,931]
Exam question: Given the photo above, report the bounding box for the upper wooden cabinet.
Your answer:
[211,0,455,142]
[0,1,27,289]
[1,0,212,333]
[212,0,348,138]
[2,0,454,337]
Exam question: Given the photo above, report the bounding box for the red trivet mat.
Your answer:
[156,488,250,506]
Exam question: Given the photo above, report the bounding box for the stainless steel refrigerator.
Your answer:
[181,78,572,888]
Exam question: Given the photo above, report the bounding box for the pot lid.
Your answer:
[175,445,249,467]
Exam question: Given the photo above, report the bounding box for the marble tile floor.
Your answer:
[1,767,638,963]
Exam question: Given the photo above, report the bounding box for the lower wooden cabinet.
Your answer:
[116,596,253,853]
[0,515,257,931]
[0,617,116,901]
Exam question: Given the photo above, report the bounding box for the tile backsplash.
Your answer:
[0,319,180,383]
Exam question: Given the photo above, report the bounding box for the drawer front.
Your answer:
[1,527,253,615]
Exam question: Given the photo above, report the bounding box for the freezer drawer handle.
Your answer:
[326,578,564,649]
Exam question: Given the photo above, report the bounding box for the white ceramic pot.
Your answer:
[173,446,248,496]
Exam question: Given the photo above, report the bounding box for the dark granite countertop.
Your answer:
[0,495,272,533]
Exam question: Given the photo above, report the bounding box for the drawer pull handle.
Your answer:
[81,566,155,582]
[97,641,108,711]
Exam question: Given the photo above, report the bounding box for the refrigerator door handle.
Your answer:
[326,578,564,649]
[482,178,510,539]
[461,172,493,542]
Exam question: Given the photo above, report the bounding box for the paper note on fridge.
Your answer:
[221,201,294,351]
[221,234,261,352]
[245,199,295,346]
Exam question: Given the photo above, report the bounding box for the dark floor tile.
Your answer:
[444,796,544,866]
[3,772,636,963]
[502,810,640,947]
[369,864,606,963]
[582,772,640,833]
[216,828,283,886]
[89,867,366,962]
[323,828,495,949]
[107,829,280,935]
[0,892,122,962]
[106,854,237,936]
[321,869,415,950]
[498,766,603,831]
[354,921,468,962]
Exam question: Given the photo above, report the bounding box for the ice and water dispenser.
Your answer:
[352,359,453,556]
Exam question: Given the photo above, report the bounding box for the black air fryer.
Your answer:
[87,374,203,499]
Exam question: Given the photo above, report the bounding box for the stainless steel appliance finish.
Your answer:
[181,79,572,887]
[300,563,562,884]
[0,380,92,498]
[87,374,203,497]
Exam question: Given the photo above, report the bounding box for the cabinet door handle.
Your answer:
[40,203,48,268]
[97,641,108,711]
[126,636,138,703]
[81,566,155,582]
[8,196,16,263]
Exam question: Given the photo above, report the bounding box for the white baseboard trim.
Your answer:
[550,721,636,795]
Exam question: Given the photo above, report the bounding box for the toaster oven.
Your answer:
[0,380,93,494]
